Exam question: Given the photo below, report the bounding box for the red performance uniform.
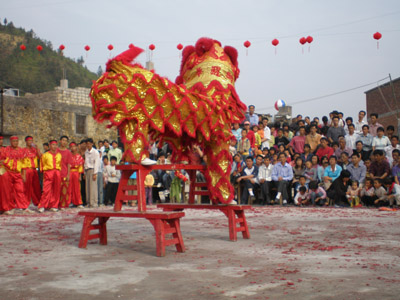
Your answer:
[39,151,62,209]
[58,148,73,208]
[69,153,84,206]
[3,146,29,209]
[0,147,12,212]
[23,147,42,206]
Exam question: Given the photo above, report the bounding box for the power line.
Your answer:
[256,76,390,113]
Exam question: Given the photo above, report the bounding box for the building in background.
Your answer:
[365,76,400,135]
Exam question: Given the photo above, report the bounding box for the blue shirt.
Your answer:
[271,162,294,181]
[347,163,366,184]
[324,165,342,182]
[232,128,242,142]
[356,133,373,152]
[246,113,259,127]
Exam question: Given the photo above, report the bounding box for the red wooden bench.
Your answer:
[157,204,251,242]
[78,210,185,257]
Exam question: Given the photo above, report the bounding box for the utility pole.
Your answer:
[388,73,400,135]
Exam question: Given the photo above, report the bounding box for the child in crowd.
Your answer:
[253,124,262,154]
[294,186,309,206]
[346,180,361,207]
[301,144,313,162]
[384,178,400,207]
[373,179,388,207]
[229,137,237,157]
[364,158,372,180]
[304,160,317,183]
[295,175,308,199]
[360,179,375,206]
[103,156,121,206]
[144,173,154,205]
[308,180,327,206]
[238,129,251,160]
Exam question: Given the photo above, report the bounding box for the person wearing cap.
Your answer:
[69,142,84,208]
[107,140,123,164]
[316,137,334,161]
[58,136,73,210]
[0,136,13,215]
[244,121,256,150]
[23,136,42,207]
[38,140,62,212]
[3,136,34,213]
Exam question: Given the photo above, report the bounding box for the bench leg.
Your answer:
[222,209,237,241]
[99,217,110,245]
[150,219,166,257]
[236,210,250,239]
[221,209,251,241]
[79,216,96,248]
[167,219,185,253]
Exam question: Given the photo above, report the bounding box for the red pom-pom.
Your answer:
[306,36,313,43]
[373,32,382,40]
[244,40,251,48]
[223,46,238,67]
[149,44,155,51]
[84,45,90,51]
[106,45,144,71]
[177,43,183,50]
[272,39,279,46]
[59,44,65,51]
[20,44,26,51]
[108,44,114,51]
[179,45,195,74]
[195,37,214,56]
[175,75,183,85]
[299,37,307,45]
[36,45,43,52]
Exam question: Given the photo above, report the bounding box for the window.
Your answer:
[75,114,86,135]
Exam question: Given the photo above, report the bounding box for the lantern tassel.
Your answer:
[302,47,304,55]
[275,48,277,55]
[377,42,379,50]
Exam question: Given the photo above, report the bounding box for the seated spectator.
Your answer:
[364,157,372,179]
[305,124,322,153]
[317,156,329,183]
[323,156,342,190]
[308,180,327,206]
[230,153,245,185]
[372,127,390,151]
[304,160,317,183]
[353,141,369,161]
[294,186,309,206]
[369,113,383,137]
[232,123,242,143]
[340,152,350,170]
[360,178,375,206]
[369,150,390,180]
[385,135,400,166]
[271,152,294,205]
[283,129,292,141]
[373,178,388,207]
[345,123,357,150]
[292,157,305,190]
[327,170,352,207]
[253,124,262,152]
[335,137,353,162]
[236,156,259,204]
[238,129,251,160]
[316,137,334,161]
[311,154,319,169]
[327,116,346,144]
[229,137,237,157]
[244,121,256,150]
[346,180,361,207]
[347,153,366,186]
[258,156,274,205]
[275,128,290,147]
[301,144,313,162]
[295,175,308,198]
[385,177,400,207]
[262,147,270,157]
[356,125,373,158]
[392,149,400,184]
[386,125,395,140]
[289,126,306,155]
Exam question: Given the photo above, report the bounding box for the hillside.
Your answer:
[0,20,97,94]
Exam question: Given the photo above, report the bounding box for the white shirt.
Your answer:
[261,126,271,150]
[355,120,367,134]
[372,136,391,150]
[345,133,357,150]
[258,164,273,182]
[84,147,100,173]
[103,164,121,183]
[385,144,400,165]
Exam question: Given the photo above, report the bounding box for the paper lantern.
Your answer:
[107,44,114,51]
[299,37,307,45]
[306,36,313,43]
[274,99,286,111]
[243,40,251,56]
[59,44,65,51]
[177,43,183,50]
[20,44,26,51]
[373,32,382,49]
[36,45,43,52]
[149,44,155,51]
[84,45,90,51]
[271,39,279,46]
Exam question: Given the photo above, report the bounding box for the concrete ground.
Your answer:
[1,206,400,300]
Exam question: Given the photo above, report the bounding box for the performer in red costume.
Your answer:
[0,135,13,215]
[58,136,73,209]
[23,136,42,206]
[2,136,33,213]
[69,142,84,208]
[38,140,62,213]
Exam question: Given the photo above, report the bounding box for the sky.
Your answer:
[2,0,400,121]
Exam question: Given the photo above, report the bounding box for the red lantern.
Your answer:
[271,39,279,46]
[59,44,65,51]
[84,45,90,51]
[306,36,313,43]
[20,44,26,51]
[373,32,382,49]
[149,44,155,51]
[37,45,43,52]
[107,44,114,51]
[177,43,183,50]
[243,40,251,56]
[299,37,307,45]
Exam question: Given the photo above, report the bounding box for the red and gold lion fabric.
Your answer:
[90,37,246,204]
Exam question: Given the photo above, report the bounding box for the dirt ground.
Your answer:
[1,206,400,300]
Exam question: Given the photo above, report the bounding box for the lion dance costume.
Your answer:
[90,38,246,204]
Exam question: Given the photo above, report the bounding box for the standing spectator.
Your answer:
[347,153,366,186]
[340,153,351,170]
[85,138,100,208]
[327,116,346,144]
[98,140,105,154]
[237,129,251,160]
[372,127,390,151]
[345,123,357,150]
[97,151,104,207]
[108,140,123,164]
[391,150,400,184]
[353,141,369,162]
[356,125,373,157]
[246,105,258,126]
[368,113,383,137]
[323,156,342,190]
[58,136,73,210]
[260,117,271,150]
[386,136,400,166]
[69,142,84,208]
[386,125,395,140]
[144,173,155,205]
[232,123,242,143]
[38,140,62,213]
[236,156,259,205]
[258,156,274,205]
[301,144,313,162]
[244,121,255,150]
[275,128,290,147]
[369,150,390,180]
[335,137,353,161]
[292,157,305,192]
[229,137,237,157]
[289,126,306,155]
[305,124,322,153]
[316,137,334,160]
[103,156,121,206]
[344,117,353,134]
[271,152,294,205]
[354,110,367,134]
[327,170,352,207]
[103,139,112,157]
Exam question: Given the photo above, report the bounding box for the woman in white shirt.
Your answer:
[372,127,390,151]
